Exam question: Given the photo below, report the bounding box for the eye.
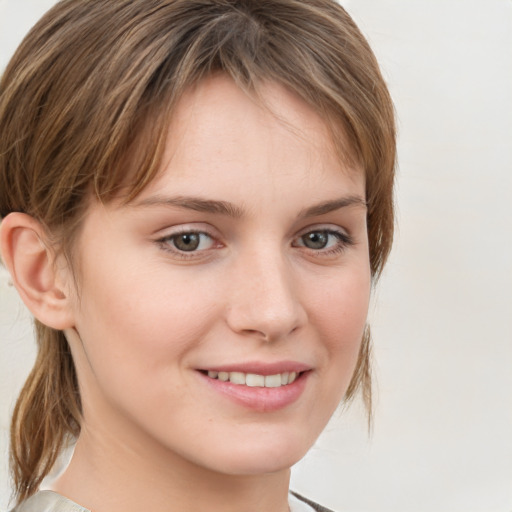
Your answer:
[158,231,215,253]
[300,231,331,250]
[293,229,353,254]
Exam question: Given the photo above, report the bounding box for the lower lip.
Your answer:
[198,371,309,412]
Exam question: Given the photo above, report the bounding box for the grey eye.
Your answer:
[301,231,329,249]
[173,233,201,251]
[158,231,216,255]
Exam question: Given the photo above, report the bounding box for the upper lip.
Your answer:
[198,361,312,376]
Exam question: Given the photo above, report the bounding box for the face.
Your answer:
[67,75,370,476]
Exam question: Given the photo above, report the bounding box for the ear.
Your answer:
[0,212,75,330]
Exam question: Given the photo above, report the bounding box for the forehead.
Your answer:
[140,75,364,199]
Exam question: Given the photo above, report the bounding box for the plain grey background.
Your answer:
[1,1,511,511]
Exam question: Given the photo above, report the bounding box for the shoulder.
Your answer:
[290,491,337,512]
[13,489,334,512]
[10,491,90,512]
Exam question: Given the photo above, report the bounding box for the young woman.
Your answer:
[0,1,396,511]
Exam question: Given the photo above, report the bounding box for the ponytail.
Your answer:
[9,323,81,504]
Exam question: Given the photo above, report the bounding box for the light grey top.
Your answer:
[11,491,88,512]
[12,490,323,512]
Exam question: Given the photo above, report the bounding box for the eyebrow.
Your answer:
[132,195,245,218]
[131,194,366,218]
[298,195,367,218]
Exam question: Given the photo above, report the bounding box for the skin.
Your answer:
[2,76,370,512]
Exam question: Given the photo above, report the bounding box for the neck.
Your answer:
[52,423,291,512]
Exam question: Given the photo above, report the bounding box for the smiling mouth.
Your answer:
[200,370,302,388]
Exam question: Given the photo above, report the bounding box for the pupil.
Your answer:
[175,233,200,251]
[304,231,328,249]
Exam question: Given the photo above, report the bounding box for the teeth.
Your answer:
[265,374,282,388]
[246,373,265,387]
[206,370,301,388]
[230,372,246,385]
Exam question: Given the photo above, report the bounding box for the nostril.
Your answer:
[242,329,270,342]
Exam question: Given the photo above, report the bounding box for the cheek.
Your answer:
[72,256,221,398]
[78,242,215,331]
[305,265,371,392]
[309,265,370,341]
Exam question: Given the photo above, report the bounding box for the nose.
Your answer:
[225,248,307,342]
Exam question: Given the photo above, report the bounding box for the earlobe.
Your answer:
[0,212,75,330]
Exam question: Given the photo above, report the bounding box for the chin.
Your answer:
[191,428,313,476]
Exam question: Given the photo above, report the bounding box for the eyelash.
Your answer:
[156,229,218,260]
[293,229,354,256]
[155,227,354,260]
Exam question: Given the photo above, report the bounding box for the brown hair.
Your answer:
[0,0,395,503]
